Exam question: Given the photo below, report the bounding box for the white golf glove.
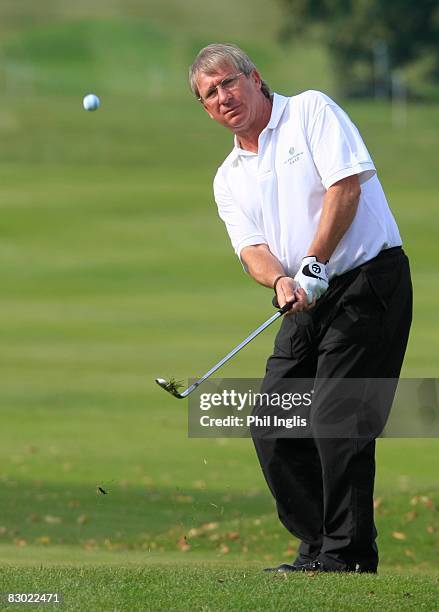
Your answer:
[294,256,329,304]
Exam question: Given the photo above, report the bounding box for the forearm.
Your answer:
[307,175,361,263]
[240,243,286,288]
[241,243,310,313]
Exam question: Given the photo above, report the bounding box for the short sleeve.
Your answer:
[213,168,267,265]
[308,101,376,189]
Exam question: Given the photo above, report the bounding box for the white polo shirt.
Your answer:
[213,90,402,279]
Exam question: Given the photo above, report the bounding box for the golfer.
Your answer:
[189,44,412,573]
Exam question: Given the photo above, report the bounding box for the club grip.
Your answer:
[272,295,294,313]
[279,301,294,314]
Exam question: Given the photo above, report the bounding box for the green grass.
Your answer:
[0,566,438,611]
[0,2,438,609]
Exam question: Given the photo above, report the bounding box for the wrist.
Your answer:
[305,254,329,265]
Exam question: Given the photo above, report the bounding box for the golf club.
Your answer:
[156,301,293,399]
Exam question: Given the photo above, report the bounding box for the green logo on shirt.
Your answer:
[285,147,304,165]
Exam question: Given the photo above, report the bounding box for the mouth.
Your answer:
[223,105,241,118]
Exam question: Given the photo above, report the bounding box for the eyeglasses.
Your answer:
[198,72,245,104]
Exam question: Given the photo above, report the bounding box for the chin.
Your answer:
[226,113,246,130]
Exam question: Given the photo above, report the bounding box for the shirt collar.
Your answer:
[232,92,289,158]
[266,92,289,130]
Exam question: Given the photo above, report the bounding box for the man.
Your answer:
[189,44,412,573]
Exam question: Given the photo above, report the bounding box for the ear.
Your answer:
[250,69,262,89]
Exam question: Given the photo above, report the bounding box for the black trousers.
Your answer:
[251,247,413,571]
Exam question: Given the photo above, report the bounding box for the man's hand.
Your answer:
[275,276,313,316]
[239,244,317,313]
[294,256,329,304]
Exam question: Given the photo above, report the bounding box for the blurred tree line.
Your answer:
[279,0,439,98]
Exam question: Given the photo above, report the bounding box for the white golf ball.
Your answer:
[83,93,100,111]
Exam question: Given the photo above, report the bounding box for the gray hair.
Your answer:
[189,43,271,100]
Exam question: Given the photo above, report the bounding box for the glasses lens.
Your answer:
[201,74,242,104]
[205,89,216,101]
[221,76,238,90]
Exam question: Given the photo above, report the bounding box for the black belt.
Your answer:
[369,245,402,261]
[330,246,403,289]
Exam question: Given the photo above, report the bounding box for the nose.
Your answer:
[217,85,232,104]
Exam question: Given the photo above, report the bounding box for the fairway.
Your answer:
[0,2,438,610]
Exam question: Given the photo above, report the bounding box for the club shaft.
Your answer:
[181,309,284,397]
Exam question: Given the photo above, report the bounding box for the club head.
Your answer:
[155,377,185,399]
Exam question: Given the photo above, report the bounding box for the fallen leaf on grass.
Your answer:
[187,528,203,538]
[174,495,193,504]
[404,549,414,558]
[77,514,88,525]
[14,538,27,547]
[82,539,97,551]
[35,536,51,545]
[405,511,417,521]
[202,522,219,531]
[392,531,407,540]
[26,513,40,523]
[373,497,383,510]
[44,515,62,525]
[177,536,190,552]
[419,496,434,508]
[426,526,435,534]
[409,495,433,507]
[227,531,240,541]
[219,543,230,554]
